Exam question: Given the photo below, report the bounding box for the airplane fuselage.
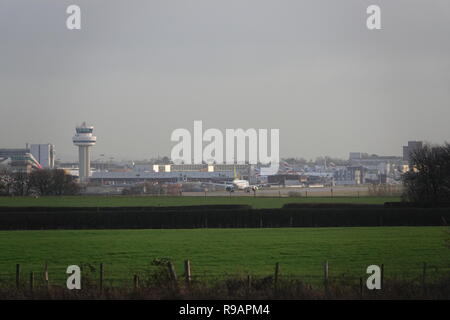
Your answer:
[232,179,250,190]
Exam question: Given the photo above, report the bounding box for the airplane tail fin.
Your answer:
[233,165,240,179]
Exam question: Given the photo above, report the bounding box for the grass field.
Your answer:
[0,195,399,209]
[0,227,448,286]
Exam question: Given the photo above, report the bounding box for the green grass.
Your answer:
[0,227,448,285]
[0,195,398,209]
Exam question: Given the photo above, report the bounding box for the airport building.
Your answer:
[90,170,235,185]
[0,146,50,173]
[150,163,250,173]
[30,144,55,168]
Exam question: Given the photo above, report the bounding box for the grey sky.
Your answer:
[1,0,449,161]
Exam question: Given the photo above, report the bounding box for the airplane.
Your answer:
[220,179,259,193]
[227,178,255,192]
[206,167,259,193]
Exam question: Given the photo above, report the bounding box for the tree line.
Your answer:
[0,169,80,196]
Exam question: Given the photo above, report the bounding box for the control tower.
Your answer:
[73,122,97,182]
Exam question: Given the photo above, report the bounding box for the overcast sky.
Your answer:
[0,0,449,161]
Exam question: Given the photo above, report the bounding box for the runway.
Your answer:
[182,185,371,197]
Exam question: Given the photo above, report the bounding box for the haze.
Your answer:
[0,0,449,161]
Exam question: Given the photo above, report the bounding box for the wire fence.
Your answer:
[1,260,449,290]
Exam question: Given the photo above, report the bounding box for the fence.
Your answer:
[1,259,449,299]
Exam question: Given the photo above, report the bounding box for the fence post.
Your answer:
[167,261,178,282]
[184,260,191,287]
[133,275,139,290]
[323,260,329,295]
[359,277,363,299]
[29,272,34,292]
[16,264,20,289]
[422,262,427,294]
[274,262,279,289]
[99,263,104,291]
[43,262,49,288]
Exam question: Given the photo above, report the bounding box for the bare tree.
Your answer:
[0,169,13,196]
[402,143,450,204]
[29,169,53,196]
[29,169,80,196]
[51,169,80,195]
[10,172,31,196]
